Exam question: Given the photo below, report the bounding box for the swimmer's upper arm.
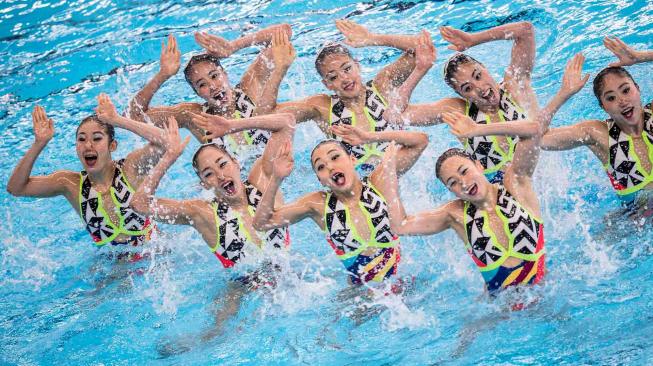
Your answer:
[133,196,208,226]
[503,22,536,87]
[541,119,606,151]
[374,50,416,97]
[394,201,459,236]
[274,95,329,128]
[253,191,325,231]
[8,170,78,199]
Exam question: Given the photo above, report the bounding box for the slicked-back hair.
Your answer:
[315,43,354,77]
[76,114,115,142]
[184,53,223,92]
[443,53,481,92]
[191,143,234,177]
[310,139,350,169]
[435,147,474,181]
[592,66,638,108]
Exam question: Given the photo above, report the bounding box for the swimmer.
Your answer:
[389,54,588,297]
[251,128,428,286]
[275,21,435,172]
[129,25,295,154]
[541,37,653,221]
[129,112,295,352]
[7,94,170,252]
[390,21,538,182]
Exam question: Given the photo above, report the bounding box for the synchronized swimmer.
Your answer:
[7,20,653,323]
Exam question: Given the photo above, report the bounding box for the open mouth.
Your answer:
[331,172,346,186]
[343,81,355,92]
[621,106,634,119]
[221,180,236,195]
[465,183,478,197]
[212,90,227,104]
[481,88,494,102]
[83,152,98,167]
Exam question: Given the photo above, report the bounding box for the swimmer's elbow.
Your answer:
[279,113,296,129]
[415,132,429,148]
[517,22,534,39]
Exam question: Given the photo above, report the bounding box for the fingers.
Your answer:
[167,116,179,132]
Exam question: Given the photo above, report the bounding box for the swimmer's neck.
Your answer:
[339,90,366,107]
[87,162,116,190]
[616,113,645,136]
[334,177,363,203]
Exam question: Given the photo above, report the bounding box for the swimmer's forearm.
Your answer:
[367,33,420,52]
[133,150,180,211]
[470,120,540,138]
[108,115,168,147]
[252,177,282,231]
[231,24,292,51]
[469,22,534,45]
[634,50,653,63]
[226,113,296,135]
[364,130,428,147]
[129,72,169,119]
[256,62,291,114]
[7,141,47,196]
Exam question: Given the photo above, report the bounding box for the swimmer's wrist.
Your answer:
[635,50,653,62]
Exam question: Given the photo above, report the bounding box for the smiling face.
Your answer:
[596,72,642,127]
[194,146,242,198]
[318,53,363,99]
[448,61,500,108]
[438,155,489,202]
[187,61,233,109]
[75,119,116,173]
[311,141,358,192]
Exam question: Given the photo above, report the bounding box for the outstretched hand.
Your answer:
[195,32,234,59]
[95,93,120,124]
[272,140,294,180]
[560,53,590,96]
[160,34,181,78]
[32,105,54,145]
[439,26,475,52]
[190,112,233,141]
[415,30,436,70]
[270,27,296,70]
[330,124,370,146]
[335,20,372,48]
[163,116,191,157]
[442,111,477,138]
[604,36,641,67]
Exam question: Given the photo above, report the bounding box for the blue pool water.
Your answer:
[1,0,653,364]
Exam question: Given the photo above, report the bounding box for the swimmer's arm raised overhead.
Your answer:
[252,149,324,232]
[251,28,296,114]
[128,34,181,121]
[130,118,202,226]
[274,94,330,130]
[196,24,292,59]
[7,106,78,199]
[604,36,653,67]
[369,142,406,228]
[441,22,535,85]
[331,124,428,176]
[382,31,436,120]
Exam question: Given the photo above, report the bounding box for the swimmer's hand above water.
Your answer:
[195,32,235,59]
[32,105,54,145]
[604,36,653,67]
[159,34,181,79]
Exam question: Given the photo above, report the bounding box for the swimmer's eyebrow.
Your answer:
[603,83,629,97]
[325,62,350,77]
[459,68,478,91]
[313,148,338,165]
[194,77,206,87]
[457,164,464,174]
[618,82,630,90]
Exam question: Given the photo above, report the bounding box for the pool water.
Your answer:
[1,0,653,364]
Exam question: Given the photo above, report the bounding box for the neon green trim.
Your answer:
[108,172,152,237]
[606,130,653,196]
[210,202,220,252]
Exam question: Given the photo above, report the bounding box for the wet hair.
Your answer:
[191,143,234,177]
[76,115,115,142]
[592,66,638,107]
[315,43,354,77]
[183,53,223,91]
[310,139,350,168]
[443,53,481,91]
[435,148,474,181]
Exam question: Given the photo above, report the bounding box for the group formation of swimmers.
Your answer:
[8,20,653,321]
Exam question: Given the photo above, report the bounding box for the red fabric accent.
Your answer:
[468,249,487,267]
[327,238,345,256]
[606,172,626,191]
[214,252,235,268]
[534,254,546,284]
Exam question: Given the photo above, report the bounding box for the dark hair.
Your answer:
[592,66,638,107]
[315,43,354,77]
[435,148,473,181]
[443,53,481,91]
[310,139,349,167]
[183,53,223,91]
[191,143,234,176]
[76,115,115,142]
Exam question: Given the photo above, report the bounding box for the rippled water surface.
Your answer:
[1,0,653,365]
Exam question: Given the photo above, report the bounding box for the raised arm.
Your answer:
[387,98,466,127]
[604,36,653,67]
[274,94,330,130]
[129,117,200,225]
[440,21,535,86]
[250,28,296,114]
[195,24,292,59]
[7,105,76,199]
[334,20,421,94]
[252,143,323,231]
[382,30,436,120]
[128,34,181,121]
[331,124,428,176]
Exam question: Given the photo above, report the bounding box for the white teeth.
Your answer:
[482,89,492,99]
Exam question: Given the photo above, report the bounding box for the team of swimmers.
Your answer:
[8,21,653,310]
